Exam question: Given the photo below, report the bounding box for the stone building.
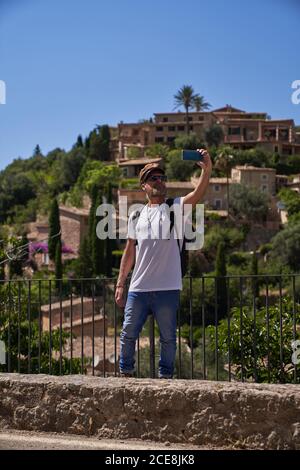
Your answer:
[117,105,300,160]
[27,204,90,269]
[231,165,276,196]
[41,296,107,338]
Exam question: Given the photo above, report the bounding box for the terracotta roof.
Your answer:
[41,297,96,312]
[59,204,89,216]
[213,106,245,113]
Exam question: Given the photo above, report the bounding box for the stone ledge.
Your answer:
[0,374,300,449]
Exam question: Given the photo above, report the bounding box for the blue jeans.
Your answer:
[120,290,180,378]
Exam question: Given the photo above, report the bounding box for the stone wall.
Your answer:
[0,374,300,449]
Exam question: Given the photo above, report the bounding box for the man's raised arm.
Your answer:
[183,149,212,209]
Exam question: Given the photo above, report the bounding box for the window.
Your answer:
[188,116,193,122]
[163,117,168,122]
[122,168,128,177]
[167,136,175,143]
[214,199,222,209]
[156,126,163,132]
[263,128,276,140]
[214,184,220,192]
[261,185,268,192]
[132,129,139,136]
[168,126,176,132]
[228,127,241,135]
[198,116,204,121]
[155,137,164,143]
[43,253,49,265]
[261,174,268,181]
[178,126,185,131]
[190,125,194,131]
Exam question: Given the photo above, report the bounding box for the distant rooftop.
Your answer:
[234,165,275,172]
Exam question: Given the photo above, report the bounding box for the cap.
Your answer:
[139,163,165,184]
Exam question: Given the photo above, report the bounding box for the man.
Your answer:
[115,149,212,378]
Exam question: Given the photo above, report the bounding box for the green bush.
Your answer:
[206,297,300,383]
[0,282,82,374]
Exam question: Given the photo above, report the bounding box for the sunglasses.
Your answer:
[147,175,168,182]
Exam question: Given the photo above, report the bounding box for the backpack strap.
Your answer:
[166,197,182,252]
[131,208,143,246]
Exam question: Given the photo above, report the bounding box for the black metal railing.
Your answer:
[0,274,299,383]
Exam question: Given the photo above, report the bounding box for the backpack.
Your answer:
[131,197,189,277]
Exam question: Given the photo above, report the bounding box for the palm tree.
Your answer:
[215,147,235,219]
[174,85,211,135]
[193,95,211,112]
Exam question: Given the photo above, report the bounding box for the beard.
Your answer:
[151,186,166,197]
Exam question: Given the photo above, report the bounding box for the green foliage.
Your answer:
[234,148,273,168]
[228,251,250,267]
[174,132,205,150]
[51,147,86,191]
[278,188,300,217]
[33,145,42,157]
[229,183,269,221]
[119,178,140,189]
[0,281,82,374]
[215,241,228,320]
[145,144,169,159]
[251,251,259,299]
[9,235,28,278]
[259,243,272,256]
[87,125,111,161]
[165,150,195,181]
[205,125,224,148]
[48,198,61,261]
[203,224,245,259]
[274,155,300,175]
[75,135,83,148]
[270,223,300,271]
[72,235,93,279]
[214,147,235,176]
[207,297,300,383]
[174,85,210,134]
[126,147,141,159]
[55,239,62,287]
[91,194,104,276]
[82,161,121,195]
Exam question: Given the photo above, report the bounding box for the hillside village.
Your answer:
[1,97,300,379]
[1,102,300,278]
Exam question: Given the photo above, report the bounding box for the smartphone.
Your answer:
[182,149,204,161]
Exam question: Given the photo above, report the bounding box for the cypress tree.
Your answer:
[91,193,105,276]
[48,199,61,261]
[55,239,62,289]
[77,235,93,279]
[76,135,83,148]
[11,234,29,278]
[215,241,228,321]
[88,185,98,243]
[105,182,113,277]
[33,144,42,156]
[99,125,111,161]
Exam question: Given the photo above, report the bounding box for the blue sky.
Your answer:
[0,0,299,170]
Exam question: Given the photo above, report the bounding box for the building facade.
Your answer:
[117,105,300,161]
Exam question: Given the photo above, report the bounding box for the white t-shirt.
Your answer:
[127,197,184,292]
